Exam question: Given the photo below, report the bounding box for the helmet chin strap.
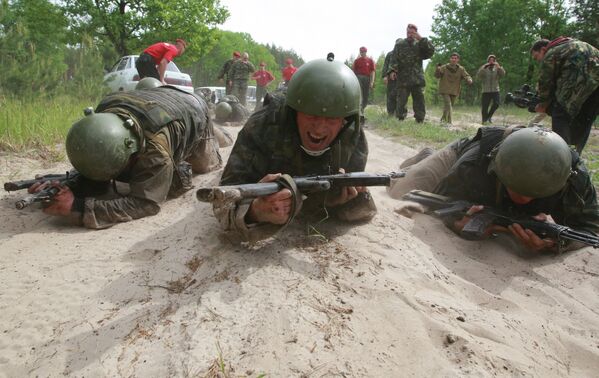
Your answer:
[300,145,330,156]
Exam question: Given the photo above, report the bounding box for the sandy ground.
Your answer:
[1,125,599,377]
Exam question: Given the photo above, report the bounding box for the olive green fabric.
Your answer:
[286,59,361,118]
[69,87,221,229]
[435,63,472,96]
[135,77,162,90]
[213,92,375,243]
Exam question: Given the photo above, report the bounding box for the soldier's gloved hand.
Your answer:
[29,180,74,216]
[508,213,556,253]
[324,168,366,207]
[247,173,294,225]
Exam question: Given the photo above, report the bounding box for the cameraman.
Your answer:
[531,38,599,153]
[476,54,505,124]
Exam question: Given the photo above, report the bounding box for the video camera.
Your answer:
[504,84,541,113]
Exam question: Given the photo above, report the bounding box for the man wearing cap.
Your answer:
[229,52,256,106]
[251,62,275,110]
[282,58,298,86]
[218,51,241,95]
[389,24,435,123]
[136,39,187,85]
[210,59,376,243]
[476,54,506,124]
[388,126,599,253]
[352,47,376,123]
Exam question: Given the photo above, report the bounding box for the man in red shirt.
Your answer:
[136,39,187,84]
[281,58,298,86]
[252,62,275,110]
[352,46,376,122]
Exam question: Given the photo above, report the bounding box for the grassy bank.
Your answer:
[0,95,100,153]
[366,104,599,186]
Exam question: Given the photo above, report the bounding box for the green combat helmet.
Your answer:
[66,108,140,181]
[492,127,572,198]
[135,77,162,90]
[286,59,361,118]
[214,102,233,122]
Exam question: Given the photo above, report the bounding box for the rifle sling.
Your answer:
[275,174,303,229]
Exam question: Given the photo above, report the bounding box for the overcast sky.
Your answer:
[219,0,442,62]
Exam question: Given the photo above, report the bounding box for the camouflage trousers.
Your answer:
[387,143,458,199]
[255,85,267,111]
[231,79,248,106]
[397,85,426,122]
[386,79,398,116]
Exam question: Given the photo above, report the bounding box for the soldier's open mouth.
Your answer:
[308,133,326,144]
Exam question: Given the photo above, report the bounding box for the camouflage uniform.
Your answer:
[389,37,435,122]
[537,37,599,153]
[389,126,599,247]
[69,87,222,229]
[382,51,398,116]
[229,60,256,106]
[217,58,236,95]
[213,94,375,243]
[435,63,472,124]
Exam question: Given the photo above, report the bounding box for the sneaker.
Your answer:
[400,147,435,169]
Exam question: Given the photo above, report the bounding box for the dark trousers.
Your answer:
[397,85,425,122]
[357,75,370,116]
[135,53,159,80]
[386,79,398,116]
[481,92,500,123]
[551,88,599,153]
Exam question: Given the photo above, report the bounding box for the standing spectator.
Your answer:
[382,51,398,116]
[352,46,376,123]
[476,54,506,124]
[229,52,256,106]
[282,58,298,86]
[217,51,241,95]
[389,24,435,123]
[531,37,599,153]
[135,39,187,84]
[435,53,473,125]
[252,62,275,110]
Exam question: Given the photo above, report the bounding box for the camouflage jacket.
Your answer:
[538,37,599,117]
[229,60,256,81]
[71,87,219,229]
[435,63,472,96]
[476,64,505,93]
[382,51,393,79]
[214,94,374,243]
[217,58,235,80]
[389,37,435,87]
[435,126,599,235]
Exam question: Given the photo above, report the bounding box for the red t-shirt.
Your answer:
[143,42,179,65]
[282,66,298,82]
[252,70,275,87]
[352,56,376,76]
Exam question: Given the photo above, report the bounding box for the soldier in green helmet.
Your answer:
[212,59,376,242]
[28,86,224,229]
[213,95,250,123]
[387,126,599,253]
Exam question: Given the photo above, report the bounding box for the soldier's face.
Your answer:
[531,47,547,62]
[506,188,534,205]
[296,112,344,151]
[450,55,459,64]
[407,28,417,39]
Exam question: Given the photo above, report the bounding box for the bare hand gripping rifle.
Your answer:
[403,190,599,250]
[196,171,405,203]
[4,170,79,209]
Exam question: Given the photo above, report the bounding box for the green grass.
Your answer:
[0,95,100,153]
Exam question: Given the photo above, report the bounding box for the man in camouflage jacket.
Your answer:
[382,51,398,116]
[229,52,256,106]
[389,23,435,122]
[531,37,599,153]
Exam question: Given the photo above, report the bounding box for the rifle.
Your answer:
[196,171,405,203]
[504,84,542,113]
[4,170,79,210]
[402,190,599,250]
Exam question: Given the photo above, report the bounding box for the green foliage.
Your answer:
[370,53,387,105]
[265,43,304,69]
[61,0,229,62]
[570,0,599,47]
[430,0,571,104]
